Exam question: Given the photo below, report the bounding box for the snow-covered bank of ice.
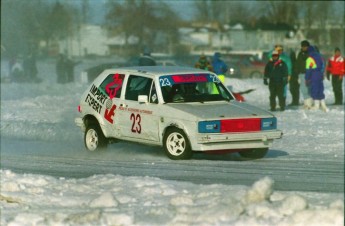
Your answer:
[1,170,343,226]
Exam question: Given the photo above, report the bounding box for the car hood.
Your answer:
[166,101,273,120]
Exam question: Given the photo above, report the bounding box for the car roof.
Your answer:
[102,66,213,78]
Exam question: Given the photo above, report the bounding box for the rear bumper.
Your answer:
[191,130,283,151]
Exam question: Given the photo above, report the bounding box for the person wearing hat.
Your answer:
[195,54,213,71]
[295,40,313,109]
[268,45,292,106]
[326,47,345,105]
[264,50,288,111]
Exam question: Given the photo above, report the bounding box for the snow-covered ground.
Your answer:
[1,58,344,225]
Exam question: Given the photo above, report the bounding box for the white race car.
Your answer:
[75,66,282,160]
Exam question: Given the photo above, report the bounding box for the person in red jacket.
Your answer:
[326,47,345,105]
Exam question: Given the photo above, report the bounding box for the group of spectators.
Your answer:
[191,43,344,112]
[264,41,344,112]
[7,53,40,83]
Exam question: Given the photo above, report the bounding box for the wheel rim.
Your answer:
[166,132,186,156]
[86,129,98,151]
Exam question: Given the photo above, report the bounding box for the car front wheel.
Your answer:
[84,124,108,151]
[163,128,192,160]
[238,148,268,159]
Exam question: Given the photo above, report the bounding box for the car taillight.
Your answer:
[220,118,261,133]
[78,105,82,113]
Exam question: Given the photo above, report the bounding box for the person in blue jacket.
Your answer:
[212,52,228,76]
[305,45,329,112]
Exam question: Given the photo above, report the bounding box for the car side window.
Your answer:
[99,73,125,98]
[125,75,153,101]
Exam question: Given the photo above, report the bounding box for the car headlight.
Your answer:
[261,117,277,130]
[199,117,277,133]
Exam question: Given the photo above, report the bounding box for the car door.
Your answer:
[97,73,125,137]
[117,74,160,142]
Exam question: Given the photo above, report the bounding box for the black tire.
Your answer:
[84,123,108,151]
[163,128,192,160]
[238,148,268,159]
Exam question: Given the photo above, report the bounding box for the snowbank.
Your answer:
[1,170,343,226]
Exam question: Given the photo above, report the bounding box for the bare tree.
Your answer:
[105,0,179,53]
[193,0,224,23]
[81,0,90,24]
[193,1,256,28]
[1,0,51,56]
[260,1,298,25]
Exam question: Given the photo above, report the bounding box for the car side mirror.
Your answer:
[138,95,148,103]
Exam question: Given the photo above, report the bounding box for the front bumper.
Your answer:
[75,117,85,132]
[191,130,283,151]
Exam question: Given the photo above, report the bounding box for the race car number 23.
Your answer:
[130,113,141,134]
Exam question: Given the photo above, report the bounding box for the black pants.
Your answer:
[269,83,285,110]
[331,75,343,104]
[289,76,300,104]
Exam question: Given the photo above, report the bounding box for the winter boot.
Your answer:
[320,99,329,112]
[303,98,312,110]
[312,100,320,110]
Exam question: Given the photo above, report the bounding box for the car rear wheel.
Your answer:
[238,148,268,159]
[163,128,192,160]
[84,124,108,151]
[250,71,262,78]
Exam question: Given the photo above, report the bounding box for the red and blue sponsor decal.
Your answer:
[160,74,219,87]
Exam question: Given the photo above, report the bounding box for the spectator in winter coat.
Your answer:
[295,40,312,109]
[65,57,81,83]
[268,45,292,104]
[138,47,156,66]
[264,50,288,111]
[305,45,329,112]
[288,49,299,106]
[212,52,228,75]
[195,54,213,72]
[56,54,66,84]
[11,57,24,82]
[23,53,38,82]
[326,47,345,105]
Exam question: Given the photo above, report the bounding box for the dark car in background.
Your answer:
[81,55,184,83]
[80,62,118,83]
[222,53,266,78]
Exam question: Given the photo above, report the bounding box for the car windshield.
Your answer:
[159,73,233,103]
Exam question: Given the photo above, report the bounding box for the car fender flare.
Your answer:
[83,114,110,138]
[162,121,192,144]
